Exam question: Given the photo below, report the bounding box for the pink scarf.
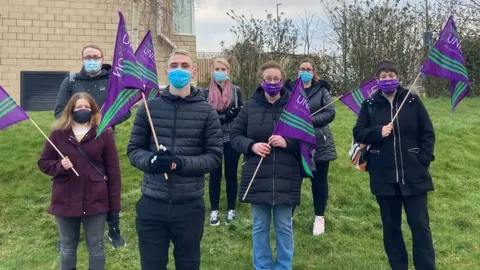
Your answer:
[208,79,232,112]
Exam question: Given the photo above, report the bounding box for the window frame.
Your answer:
[173,0,195,36]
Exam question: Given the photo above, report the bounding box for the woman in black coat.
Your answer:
[286,58,337,236]
[231,60,302,270]
[353,59,436,270]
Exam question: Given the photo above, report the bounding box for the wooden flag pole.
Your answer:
[29,118,79,177]
[391,72,422,123]
[242,157,264,201]
[311,95,343,117]
[141,92,169,180]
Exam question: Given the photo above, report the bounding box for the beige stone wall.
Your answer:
[0,0,197,104]
[154,34,197,85]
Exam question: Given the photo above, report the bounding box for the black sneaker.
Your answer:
[108,228,126,249]
[209,210,220,226]
[226,210,236,224]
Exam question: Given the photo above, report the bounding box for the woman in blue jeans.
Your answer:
[231,60,303,270]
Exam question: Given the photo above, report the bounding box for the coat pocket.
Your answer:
[51,178,70,206]
[366,149,389,182]
[89,173,108,204]
[405,148,428,182]
[52,175,70,183]
[315,128,326,147]
[408,148,420,154]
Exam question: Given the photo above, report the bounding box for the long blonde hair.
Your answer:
[208,57,232,112]
[52,93,101,131]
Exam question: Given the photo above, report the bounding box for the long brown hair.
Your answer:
[52,93,101,131]
[299,58,320,81]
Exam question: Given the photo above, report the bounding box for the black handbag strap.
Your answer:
[76,145,108,181]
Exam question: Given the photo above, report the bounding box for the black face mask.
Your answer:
[73,109,92,124]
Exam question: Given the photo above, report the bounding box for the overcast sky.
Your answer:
[194,0,420,53]
[194,0,332,53]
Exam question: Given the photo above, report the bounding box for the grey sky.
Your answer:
[194,0,331,53]
[194,0,418,53]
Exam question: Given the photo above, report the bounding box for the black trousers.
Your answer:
[107,125,120,230]
[376,185,436,270]
[136,195,205,270]
[209,142,240,211]
[311,161,330,216]
[292,161,330,216]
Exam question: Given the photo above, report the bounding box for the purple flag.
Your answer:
[421,16,470,113]
[273,80,317,177]
[339,78,377,115]
[135,31,160,101]
[97,12,142,137]
[0,85,29,130]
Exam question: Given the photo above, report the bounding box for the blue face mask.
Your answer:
[83,60,101,73]
[168,68,192,90]
[299,71,313,83]
[213,72,228,83]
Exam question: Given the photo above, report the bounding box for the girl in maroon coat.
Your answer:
[38,92,121,270]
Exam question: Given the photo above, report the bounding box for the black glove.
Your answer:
[148,154,183,173]
[106,211,120,225]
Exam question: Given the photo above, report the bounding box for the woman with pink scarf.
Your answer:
[204,58,243,226]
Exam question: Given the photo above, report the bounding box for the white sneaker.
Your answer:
[226,210,236,224]
[313,216,325,236]
[210,210,220,226]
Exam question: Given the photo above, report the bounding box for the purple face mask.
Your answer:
[262,81,283,97]
[377,79,399,94]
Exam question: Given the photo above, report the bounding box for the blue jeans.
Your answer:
[252,204,294,270]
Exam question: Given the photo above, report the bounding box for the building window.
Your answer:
[174,0,195,35]
[20,71,68,111]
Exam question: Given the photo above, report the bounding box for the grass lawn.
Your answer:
[0,98,479,270]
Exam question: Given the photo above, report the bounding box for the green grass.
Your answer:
[1,98,480,270]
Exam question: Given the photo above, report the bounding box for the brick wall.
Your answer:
[155,34,197,85]
[0,0,197,104]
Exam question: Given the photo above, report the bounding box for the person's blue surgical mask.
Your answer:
[168,68,192,90]
[213,72,228,83]
[299,71,313,83]
[83,59,101,73]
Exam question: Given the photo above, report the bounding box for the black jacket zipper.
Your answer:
[394,98,405,185]
[272,104,277,205]
[390,100,399,183]
[168,100,180,208]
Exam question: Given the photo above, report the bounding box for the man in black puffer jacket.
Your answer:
[127,49,223,270]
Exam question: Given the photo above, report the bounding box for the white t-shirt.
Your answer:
[72,125,90,142]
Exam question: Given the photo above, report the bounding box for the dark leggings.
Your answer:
[311,161,330,216]
[209,142,241,211]
[292,161,330,216]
